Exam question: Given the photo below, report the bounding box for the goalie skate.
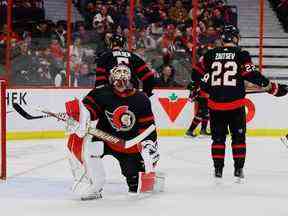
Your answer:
[280,134,288,148]
[80,187,103,201]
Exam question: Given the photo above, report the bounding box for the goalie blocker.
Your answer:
[65,83,164,199]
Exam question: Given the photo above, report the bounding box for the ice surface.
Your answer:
[1,137,288,216]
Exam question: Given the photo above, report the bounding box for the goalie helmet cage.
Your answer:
[0,79,6,180]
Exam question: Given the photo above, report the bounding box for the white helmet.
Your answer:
[109,65,132,92]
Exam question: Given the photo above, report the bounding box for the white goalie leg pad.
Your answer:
[281,134,288,148]
[139,140,159,173]
[77,101,91,138]
[153,171,166,192]
[81,136,105,196]
[138,140,165,193]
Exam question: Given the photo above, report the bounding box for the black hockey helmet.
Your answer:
[110,34,125,48]
[221,25,240,43]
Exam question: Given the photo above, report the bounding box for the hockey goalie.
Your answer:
[65,65,164,200]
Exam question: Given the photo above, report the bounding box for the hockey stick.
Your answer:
[12,103,49,119]
[246,90,267,94]
[12,103,156,149]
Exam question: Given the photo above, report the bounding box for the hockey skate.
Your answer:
[214,167,223,178]
[234,168,244,184]
[185,129,197,138]
[80,186,103,201]
[199,129,211,138]
[280,134,288,148]
[213,167,223,184]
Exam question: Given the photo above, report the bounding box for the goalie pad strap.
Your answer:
[137,172,165,193]
[137,172,155,193]
[67,134,84,164]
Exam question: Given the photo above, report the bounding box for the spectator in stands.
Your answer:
[211,7,226,30]
[198,25,219,47]
[49,35,64,64]
[118,6,130,30]
[0,24,21,45]
[135,28,156,58]
[155,65,182,87]
[92,5,114,30]
[150,21,164,36]
[276,0,288,30]
[11,41,34,85]
[73,22,92,45]
[169,0,188,24]
[93,23,108,57]
[83,2,97,29]
[135,10,149,30]
[33,46,64,86]
[157,24,182,58]
[74,62,94,87]
[70,37,84,76]
[31,20,52,47]
[52,21,67,48]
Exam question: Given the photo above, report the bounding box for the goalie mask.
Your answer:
[109,65,132,92]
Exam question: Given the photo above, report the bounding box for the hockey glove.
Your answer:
[268,82,288,97]
[188,88,200,102]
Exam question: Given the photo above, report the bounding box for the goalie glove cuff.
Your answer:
[65,99,91,137]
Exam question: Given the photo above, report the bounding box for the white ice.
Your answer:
[1,136,288,216]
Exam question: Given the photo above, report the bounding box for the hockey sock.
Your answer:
[188,116,201,131]
[201,118,208,131]
[232,143,246,168]
[211,143,225,168]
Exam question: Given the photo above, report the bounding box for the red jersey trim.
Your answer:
[208,98,248,111]
[233,154,246,158]
[86,95,96,104]
[232,144,246,149]
[138,115,154,123]
[96,76,107,81]
[140,71,154,81]
[84,104,98,120]
[194,65,205,75]
[135,64,148,73]
[212,155,225,159]
[212,145,225,149]
[96,67,107,73]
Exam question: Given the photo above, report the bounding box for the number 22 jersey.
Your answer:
[193,46,271,103]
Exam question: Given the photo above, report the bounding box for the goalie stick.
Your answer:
[12,103,156,149]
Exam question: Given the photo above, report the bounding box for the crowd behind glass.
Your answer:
[0,0,237,87]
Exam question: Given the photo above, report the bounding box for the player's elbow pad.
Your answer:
[267,82,288,97]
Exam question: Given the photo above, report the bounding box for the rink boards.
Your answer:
[6,88,288,140]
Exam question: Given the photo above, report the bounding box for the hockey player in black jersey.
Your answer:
[94,34,155,96]
[65,64,161,200]
[191,25,288,181]
[186,80,210,137]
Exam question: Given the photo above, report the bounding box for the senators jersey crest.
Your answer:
[105,106,136,132]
